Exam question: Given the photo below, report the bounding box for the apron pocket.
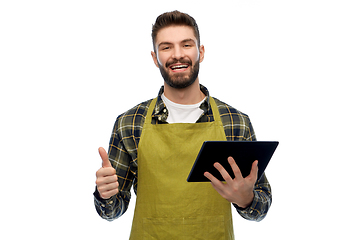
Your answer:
[143,215,225,240]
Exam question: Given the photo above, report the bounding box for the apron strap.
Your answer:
[144,98,157,125]
[209,96,222,123]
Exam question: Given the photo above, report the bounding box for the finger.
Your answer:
[100,188,119,200]
[98,147,111,168]
[96,167,116,179]
[227,156,244,179]
[100,173,118,184]
[248,160,259,181]
[98,181,119,192]
[213,162,233,183]
[204,171,223,187]
[204,172,227,198]
[96,174,118,189]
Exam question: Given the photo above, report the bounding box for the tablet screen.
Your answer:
[187,141,279,182]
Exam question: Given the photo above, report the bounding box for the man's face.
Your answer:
[151,26,204,89]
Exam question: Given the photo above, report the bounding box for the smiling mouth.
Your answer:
[169,63,190,72]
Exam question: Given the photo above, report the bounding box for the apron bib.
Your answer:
[129,97,234,240]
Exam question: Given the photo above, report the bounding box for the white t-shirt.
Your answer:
[161,93,206,124]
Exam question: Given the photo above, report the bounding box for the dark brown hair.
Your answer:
[151,10,200,51]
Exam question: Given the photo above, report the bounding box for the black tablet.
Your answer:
[187,141,279,182]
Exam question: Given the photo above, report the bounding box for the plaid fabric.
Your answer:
[94,85,272,222]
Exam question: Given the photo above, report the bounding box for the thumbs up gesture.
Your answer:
[95,147,119,199]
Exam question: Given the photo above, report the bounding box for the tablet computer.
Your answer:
[187,141,279,182]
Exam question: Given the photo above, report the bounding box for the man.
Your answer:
[94,10,272,240]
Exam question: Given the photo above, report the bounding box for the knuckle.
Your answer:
[96,168,107,177]
[95,179,102,186]
[231,186,239,193]
[97,184,104,191]
[95,169,102,178]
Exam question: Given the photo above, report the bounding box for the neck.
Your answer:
[163,78,205,105]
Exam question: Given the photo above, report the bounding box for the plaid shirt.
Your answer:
[94,85,272,222]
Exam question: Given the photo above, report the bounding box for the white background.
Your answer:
[1,0,359,239]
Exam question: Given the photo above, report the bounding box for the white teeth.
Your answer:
[171,65,188,69]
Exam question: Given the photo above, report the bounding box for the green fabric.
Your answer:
[129,97,234,240]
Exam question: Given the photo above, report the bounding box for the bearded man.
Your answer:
[94,10,272,240]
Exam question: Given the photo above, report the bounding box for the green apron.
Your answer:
[129,97,234,240]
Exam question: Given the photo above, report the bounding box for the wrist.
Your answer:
[234,192,254,209]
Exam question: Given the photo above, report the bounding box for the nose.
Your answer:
[172,45,185,60]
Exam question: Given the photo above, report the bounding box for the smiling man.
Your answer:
[153,31,202,90]
[94,10,272,240]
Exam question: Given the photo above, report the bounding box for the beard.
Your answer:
[158,58,200,89]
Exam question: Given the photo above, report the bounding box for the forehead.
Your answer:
[155,25,197,46]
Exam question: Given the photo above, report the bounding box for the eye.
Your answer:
[161,46,171,51]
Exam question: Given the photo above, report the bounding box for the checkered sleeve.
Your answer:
[234,114,272,221]
[94,102,149,221]
[215,98,272,221]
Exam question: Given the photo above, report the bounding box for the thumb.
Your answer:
[98,147,111,168]
[250,160,259,180]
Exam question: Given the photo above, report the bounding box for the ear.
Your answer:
[199,45,205,63]
[151,51,159,68]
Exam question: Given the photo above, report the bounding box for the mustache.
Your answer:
[165,59,192,68]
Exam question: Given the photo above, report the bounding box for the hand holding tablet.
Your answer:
[203,156,259,208]
[187,141,279,182]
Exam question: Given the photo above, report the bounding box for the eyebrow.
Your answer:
[158,38,196,48]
